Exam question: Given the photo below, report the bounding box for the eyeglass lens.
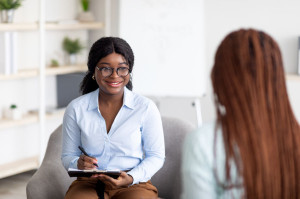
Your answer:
[99,67,129,77]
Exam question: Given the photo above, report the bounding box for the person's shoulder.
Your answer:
[66,89,97,110]
[186,122,216,145]
[128,90,155,107]
[183,122,217,170]
[183,122,217,159]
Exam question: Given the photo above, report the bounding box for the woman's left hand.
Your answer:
[92,171,133,188]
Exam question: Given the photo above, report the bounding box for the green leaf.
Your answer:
[81,0,89,12]
[10,104,17,109]
[62,37,84,54]
[0,0,22,10]
[51,59,59,67]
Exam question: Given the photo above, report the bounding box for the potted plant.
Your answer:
[0,0,22,23]
[6,104,22,120]
[77,0,94,22]
[62,37,84,65]
[50,59,59,67]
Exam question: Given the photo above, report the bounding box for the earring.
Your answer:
[92,75,95,80]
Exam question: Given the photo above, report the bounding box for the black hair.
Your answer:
[80,37,134,95]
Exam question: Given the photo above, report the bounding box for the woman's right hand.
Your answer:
[77,155,98,170]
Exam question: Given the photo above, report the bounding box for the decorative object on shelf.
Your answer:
[62,37,84,65]
[0,32,18,75]
[4,104,22,120]
[0,0,22,23]
[77,0,94,22]
[50,59,59,67]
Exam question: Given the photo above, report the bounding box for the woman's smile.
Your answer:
[105,80,123,87]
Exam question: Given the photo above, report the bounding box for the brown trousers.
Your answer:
[65,177,158,199]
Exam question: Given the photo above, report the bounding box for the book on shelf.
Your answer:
[298,37,300,75]
[0,32,18,75]
[10,32,18,74]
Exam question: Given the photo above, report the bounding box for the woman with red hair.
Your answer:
[182,29,300,198]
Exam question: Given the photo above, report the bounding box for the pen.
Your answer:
[78,146,99,167]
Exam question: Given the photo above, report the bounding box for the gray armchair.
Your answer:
[26,117,194,199]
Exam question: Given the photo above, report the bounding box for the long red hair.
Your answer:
[211,29,300,198]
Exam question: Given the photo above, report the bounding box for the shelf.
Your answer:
[0,21,104,32]
[0,68,39,80]
[0,156,39,179]
[45,22,104,30]
[0,23,38,31]
[0,113,39,130]
[0,65,87,80]
[286,74,300,81]
[0,109,66,130]
[46,108,65,120]
[45,65,87,75]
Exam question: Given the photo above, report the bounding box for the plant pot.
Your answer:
[1,9,15,23]
[4,108,22,120]
[10,108,22,120]
[77,11,94,22]
[67,53,77,65]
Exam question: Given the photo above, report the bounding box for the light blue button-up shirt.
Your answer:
[61,88,165,184]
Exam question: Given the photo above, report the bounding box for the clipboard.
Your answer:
[68,168,121,179]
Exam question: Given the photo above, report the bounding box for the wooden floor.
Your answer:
[0,170,36,199]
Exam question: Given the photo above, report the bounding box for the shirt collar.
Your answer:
[87,87,135,111]
[123,87,135,110]
[87,89,99,111]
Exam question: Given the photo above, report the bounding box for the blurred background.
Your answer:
[0,0,300,198]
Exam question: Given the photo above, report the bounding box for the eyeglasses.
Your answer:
[96,66,130,77]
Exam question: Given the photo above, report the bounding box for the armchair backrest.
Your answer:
[151,117,194,199]
[26,125,74,199]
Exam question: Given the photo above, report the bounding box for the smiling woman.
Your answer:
[61,37,165,199]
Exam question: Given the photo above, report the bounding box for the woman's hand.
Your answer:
[77,154,98,170]
[92,172,133,188]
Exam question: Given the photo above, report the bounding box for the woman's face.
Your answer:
[95,52,130,96]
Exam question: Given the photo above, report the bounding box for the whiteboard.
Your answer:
[118,0,206,97]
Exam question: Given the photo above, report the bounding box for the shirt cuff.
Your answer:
[69,157,79,169]
[127,173,134,186]
[127,170,140,185]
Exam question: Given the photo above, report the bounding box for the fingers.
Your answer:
[77,155,98,170]
[98,174,118,185]
[97,172,132,188]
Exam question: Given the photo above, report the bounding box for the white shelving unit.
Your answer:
[0,0,110,179]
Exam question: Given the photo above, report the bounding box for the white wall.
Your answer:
[202,0,300,123]
[117,0,206,97]
[205,0,300,74]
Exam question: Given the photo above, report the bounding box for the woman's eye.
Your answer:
[119,67,128,71]
[103,67,111,72]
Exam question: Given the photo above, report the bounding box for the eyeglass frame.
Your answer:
[95,65,131,77]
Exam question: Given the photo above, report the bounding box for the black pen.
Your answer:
[78,146,99,167]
